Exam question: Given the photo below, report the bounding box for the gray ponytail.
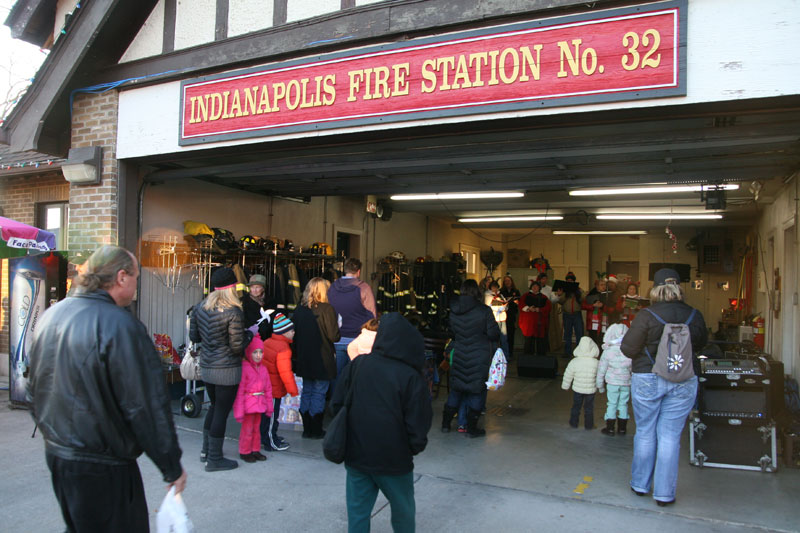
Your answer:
[73,245,136,292]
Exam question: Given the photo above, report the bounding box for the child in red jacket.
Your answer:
[261,313,299,451]
[234,336,273,463]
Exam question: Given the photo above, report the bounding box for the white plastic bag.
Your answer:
[485,348,507,391]
[157,487,194,533]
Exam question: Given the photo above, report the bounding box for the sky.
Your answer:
[1,0,50,122]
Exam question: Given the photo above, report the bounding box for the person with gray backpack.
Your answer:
[621,268,707,508]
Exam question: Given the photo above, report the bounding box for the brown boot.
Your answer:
[601,419,616,436]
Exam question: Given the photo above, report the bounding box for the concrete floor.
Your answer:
[2,366,799,532]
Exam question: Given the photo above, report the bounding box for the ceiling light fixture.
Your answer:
[569,184,739,196]
[458,215,564,223]
[391,192,524,201]
[596,214,723,220]
[552,230,649,235]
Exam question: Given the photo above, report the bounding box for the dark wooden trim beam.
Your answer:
[163,0,177,53]
[215,0,229,41]
[1,0,159,154]
[274,0,287,26]
[4,0,57,47]
[96,0,624,86]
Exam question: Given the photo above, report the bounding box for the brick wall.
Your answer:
[0,172,69,358]
[68,91,120,254]
[0,90,122,358]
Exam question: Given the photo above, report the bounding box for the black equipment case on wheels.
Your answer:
[689,357,779,472]
[689,418,778,472]
[517,354,558,378]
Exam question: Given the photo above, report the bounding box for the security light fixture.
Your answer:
[568,184,739,196]
[61,146,103,185]
[391,192,524,200]
[458,215,563,223]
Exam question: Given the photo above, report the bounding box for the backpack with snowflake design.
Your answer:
[643,308,697,382]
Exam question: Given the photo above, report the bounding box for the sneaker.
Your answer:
[269,434,290,451]
[457,425,467,433]
[273,436,290,451]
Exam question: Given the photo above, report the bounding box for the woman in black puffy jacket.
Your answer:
[442,279,500,437]
[190,267,246,472]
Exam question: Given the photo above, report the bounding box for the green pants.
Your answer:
[346,466,415,533]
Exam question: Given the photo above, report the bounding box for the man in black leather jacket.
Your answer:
[28,245,186,532]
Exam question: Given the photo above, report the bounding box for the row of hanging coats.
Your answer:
[205,251,340,312]
[376,261,463,331]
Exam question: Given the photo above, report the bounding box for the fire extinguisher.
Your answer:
[752,315,765,349]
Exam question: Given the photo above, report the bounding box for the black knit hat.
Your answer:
[211,267,237,291]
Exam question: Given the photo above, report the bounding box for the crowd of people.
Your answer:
[473,268,707,507]
[25,244,706,531]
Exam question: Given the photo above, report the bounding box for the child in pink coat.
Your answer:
[234,336,273,463]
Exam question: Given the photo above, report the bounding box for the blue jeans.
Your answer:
[630,373,697,502]
[447,389,483,427]
[331,338,354,397]
[569,392,595,429]
[604,384,631,420]
[346,466,415,533]
[300,379,330,416]
[562,312,583,357]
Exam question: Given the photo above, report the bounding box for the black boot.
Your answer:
[312,412,326,439]
[601,419,616,436]
[466,408,486,438]
[205,437,238,472]
[441,405,458,433]
[301,411,313,439]
[617,418,628,435]
[200,429,209,463]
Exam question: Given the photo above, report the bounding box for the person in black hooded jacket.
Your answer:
[331,312,432,533]
[443,279,501,437]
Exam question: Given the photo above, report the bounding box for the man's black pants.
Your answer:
[46,453,149,533]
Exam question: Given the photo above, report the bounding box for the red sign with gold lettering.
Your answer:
[180,0,685,145]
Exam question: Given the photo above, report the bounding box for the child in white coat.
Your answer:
[596,323,632,436]
[561,336,600,429]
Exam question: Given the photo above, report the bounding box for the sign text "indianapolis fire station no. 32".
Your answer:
[179,0,686,145]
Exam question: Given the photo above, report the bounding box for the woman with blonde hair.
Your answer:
[190,267,246,471]
[621,268,707,507]
[292,277,340,438]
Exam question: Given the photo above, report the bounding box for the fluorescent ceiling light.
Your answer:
[596,214,723,220]
[391,192,524,200]
[458,216,564,223]
[552,230,649,235]
[569,184,739,196]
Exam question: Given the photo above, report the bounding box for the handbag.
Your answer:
[179,344,202,381]
[485,347,507,391]
[323,357,362,464]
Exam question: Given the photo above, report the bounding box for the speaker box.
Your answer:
[765,359,787,429]
[517,354,558,378]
